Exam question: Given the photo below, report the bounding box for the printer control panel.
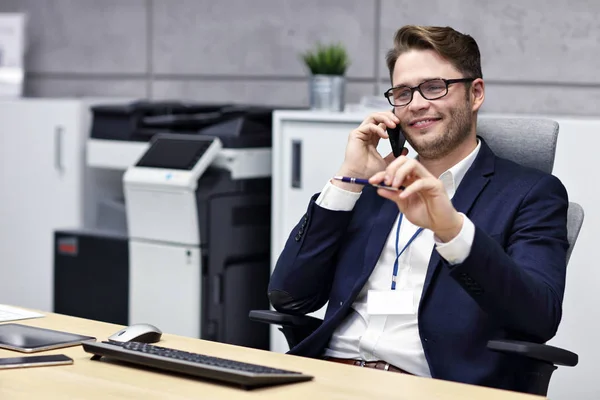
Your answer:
[123,134,223,190]
[136,137,214,171]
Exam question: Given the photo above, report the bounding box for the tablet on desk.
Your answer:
[0,323,96,353]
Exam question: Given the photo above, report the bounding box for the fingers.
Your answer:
[369,156,434,192]
[388,159,416,188]
[354,123,388,141]
[375,177,439,205]
[364,111,399,129]
[397,178,439,199]
[380,157,431,188]
[358,112,399,135]
[369,170,387,183]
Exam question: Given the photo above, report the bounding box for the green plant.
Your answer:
[300,42,350,76]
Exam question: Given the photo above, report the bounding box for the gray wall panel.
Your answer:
[152,0,377,78]
[0,0,148,74]
[379,0,600,84]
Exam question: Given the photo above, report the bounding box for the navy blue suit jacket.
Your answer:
[268,138,569,391]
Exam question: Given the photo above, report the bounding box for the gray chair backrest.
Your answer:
[566,202,584,264]
[476,115,584,264]
[476,116,559,174]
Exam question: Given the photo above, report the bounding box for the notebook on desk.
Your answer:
[0,305,44,323]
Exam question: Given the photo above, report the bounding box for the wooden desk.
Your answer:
[0,312,543,400]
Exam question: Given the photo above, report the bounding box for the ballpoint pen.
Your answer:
[332,176,404,191]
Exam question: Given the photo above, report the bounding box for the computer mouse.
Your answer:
[108,323,163,343]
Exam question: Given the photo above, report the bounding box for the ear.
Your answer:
[470,78,485,112]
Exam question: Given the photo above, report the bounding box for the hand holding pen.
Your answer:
[332,176,404,191]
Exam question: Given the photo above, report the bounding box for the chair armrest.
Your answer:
[249,310,322,328]
[487,339,578,367]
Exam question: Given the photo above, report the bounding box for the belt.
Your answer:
[324,357,412,374]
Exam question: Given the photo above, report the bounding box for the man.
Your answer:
[268,25,569,391]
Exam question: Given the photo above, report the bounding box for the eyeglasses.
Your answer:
[384,78,475,107]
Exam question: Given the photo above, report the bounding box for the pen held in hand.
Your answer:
[332,176,404,191]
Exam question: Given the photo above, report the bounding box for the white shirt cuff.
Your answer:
[435,213,475,265]
[315,181,361,211]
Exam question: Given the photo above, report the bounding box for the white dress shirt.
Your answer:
[317,140,481,376]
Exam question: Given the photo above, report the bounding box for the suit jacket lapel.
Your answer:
[419,138,496,303]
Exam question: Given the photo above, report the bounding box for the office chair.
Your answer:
[250,116,584,396]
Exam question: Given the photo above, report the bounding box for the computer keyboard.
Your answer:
[82,340,313,389]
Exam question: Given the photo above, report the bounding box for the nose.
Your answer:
[407,90,430,112]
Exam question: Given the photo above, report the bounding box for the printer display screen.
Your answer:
[136,138,213,170]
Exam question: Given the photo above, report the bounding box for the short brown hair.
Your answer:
[385,25,482,84]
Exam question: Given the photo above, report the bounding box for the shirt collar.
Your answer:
[438,139,481,199]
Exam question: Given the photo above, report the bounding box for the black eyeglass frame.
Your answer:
[383,78,476,107]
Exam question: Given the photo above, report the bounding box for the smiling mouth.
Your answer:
[409,118,442,129]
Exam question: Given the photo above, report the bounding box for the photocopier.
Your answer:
[54,102,274,350]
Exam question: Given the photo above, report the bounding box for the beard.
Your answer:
[402,99,473,160]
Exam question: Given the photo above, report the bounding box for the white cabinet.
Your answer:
[0,99,94,312]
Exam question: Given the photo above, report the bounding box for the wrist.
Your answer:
[336,163,366,178]
[434,212,464,243]
[331,179,363,193]
[333,164,366,193]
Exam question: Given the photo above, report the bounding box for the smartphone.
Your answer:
[0,354,73,369]
[387,125,406,157]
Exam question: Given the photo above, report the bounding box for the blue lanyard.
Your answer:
[392,213,424,290]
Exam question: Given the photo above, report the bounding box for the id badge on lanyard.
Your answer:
[367,290,415,315]
[367,213,423,316]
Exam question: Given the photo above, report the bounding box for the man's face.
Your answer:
[391,49,479,160]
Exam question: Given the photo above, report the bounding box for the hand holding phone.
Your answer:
[334,111,401,187]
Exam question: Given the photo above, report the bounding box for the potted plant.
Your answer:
[301,42,350,112]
